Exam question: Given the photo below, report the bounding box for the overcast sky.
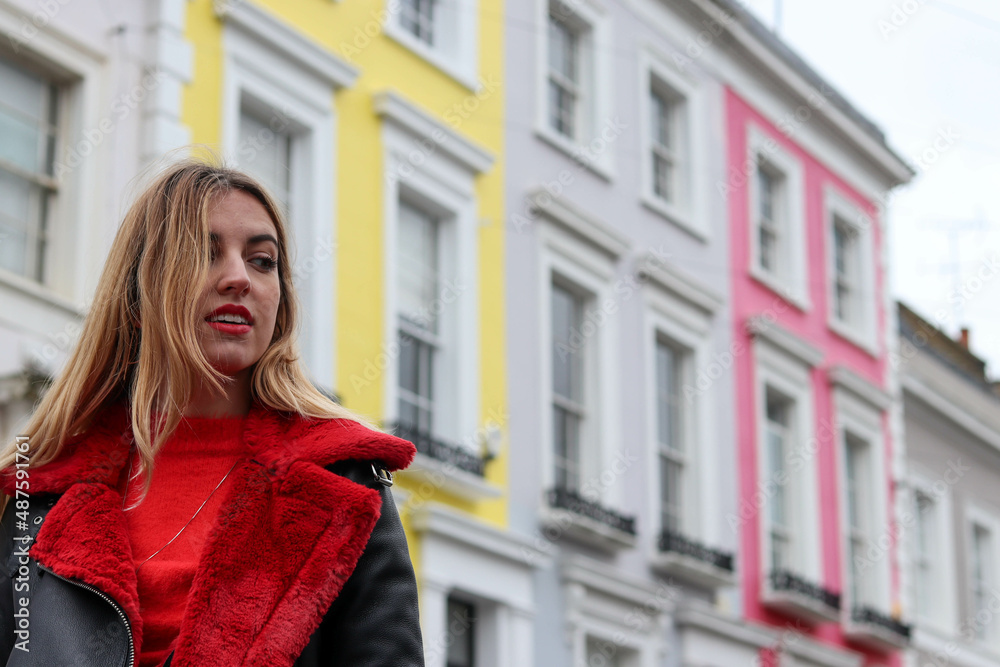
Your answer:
[736,0,1000,376]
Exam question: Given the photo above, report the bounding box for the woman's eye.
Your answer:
[251,255,279,271]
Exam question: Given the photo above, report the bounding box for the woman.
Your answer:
[0,160,424,666]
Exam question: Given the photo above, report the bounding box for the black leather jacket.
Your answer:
[0,460,424,667]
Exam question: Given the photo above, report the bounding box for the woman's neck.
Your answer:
[183,367,253,417]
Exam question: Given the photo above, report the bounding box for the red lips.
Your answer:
[206,304,254,325]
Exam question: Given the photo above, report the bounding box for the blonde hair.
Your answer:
[0,157,371,507]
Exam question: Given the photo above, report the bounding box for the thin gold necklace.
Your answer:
[123,447,242,572]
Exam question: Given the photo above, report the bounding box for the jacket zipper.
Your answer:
[37,563,136,667]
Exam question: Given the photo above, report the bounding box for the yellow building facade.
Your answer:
[177,2,529,661]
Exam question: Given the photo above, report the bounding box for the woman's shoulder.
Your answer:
[245,405,416,473]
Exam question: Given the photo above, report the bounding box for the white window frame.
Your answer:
[535,0,614,178]
[0,5,102,312]
[220,3,356,394]
[747,125,808,310]
[379,93,485,448]
[638,45,709,241]
[642,266,721,547]
[833,387,891,620]
[384,0,480,90]
[966,505,1000,651]
[755,337,822,583]
[413,503,542,667]
[562,556,665,667]
[824,187,877,353]
[537,218,622,508]
[908,470,958,635]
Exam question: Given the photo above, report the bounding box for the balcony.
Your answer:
[845,605,911,652]
[762,569,841,625]
[651,529,736,589]
[388,422,501,502]
[540,486,638,552]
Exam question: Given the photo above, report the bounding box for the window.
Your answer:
[547,11,581,140]
[220,4,350,393]
[913,490,935,621]
[656,339,685,534]
[825,189,875,349]
[551,281,586,492]
[844,432,875,608]
[237,106,293,214]
[832,217,859,326]
[384,0,478,87]
[756,163,783,278]
[445,595,477,667]
[747,127,806,307]
[401,0,437,46]
[650,85,682,206]
[397,201,441,434]
[971,520,997,643]
[0,54,58,282]
[765,388,794,573]
[538,0,612,175]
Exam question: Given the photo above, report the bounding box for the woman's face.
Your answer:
[197,189,282,379]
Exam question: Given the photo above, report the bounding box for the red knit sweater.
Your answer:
[118,414,248,667]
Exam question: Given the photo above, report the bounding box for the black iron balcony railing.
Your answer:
[388,422,489,477]
[852,605,912,640]
[548,486,637,535]
[769,569,841,611]
[658,529,735,572]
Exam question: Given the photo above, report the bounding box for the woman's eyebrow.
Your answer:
[209,232,279,248]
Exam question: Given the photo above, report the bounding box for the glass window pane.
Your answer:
[445,596,475,667]
[551,284,581,401]
[398,202,440,332]
[238,108,293,213]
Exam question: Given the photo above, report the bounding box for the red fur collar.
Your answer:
[2,402,415,667]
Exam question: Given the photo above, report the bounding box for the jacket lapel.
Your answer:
[2,400,415,667]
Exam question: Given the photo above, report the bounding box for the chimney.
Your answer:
[959,327,970,349]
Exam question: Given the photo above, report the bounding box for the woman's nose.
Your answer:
[215,250,251,294]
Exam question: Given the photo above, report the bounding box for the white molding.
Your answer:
[682,0,912,186]
[411,503,549,571]
[527,188,630,259]
[755,337,823,583]
[901,375,1000,454]
[824,185,878,354]
[399,453,502,501]
[637,43,711,241]
[783,631,864,667]
[220,16,340,393]
[534,0,616,177]
[562,554,674,612]
[674,600,777,648]
[373,90,495,174]
[746,123,809,310]
[828,364,891,411]
[380,118,481,446]
[905,469,958,636]
[214,0,358,89]
[382,0,479,90]
[636,252,723,315]
[747,316,824,368]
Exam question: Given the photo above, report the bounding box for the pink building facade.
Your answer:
[727,82,912,666]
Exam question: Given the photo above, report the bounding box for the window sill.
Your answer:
[749,266,810,313]
[383,23,479,92]
[396,453,503,502]
[534,126,614,183]
[762,570,840,625]
[828,317,879,358]
[651,529,735,589]
[0,269,81,317]
[540,488,637,552]
[844,605,911,652]
[640,194,708,243]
